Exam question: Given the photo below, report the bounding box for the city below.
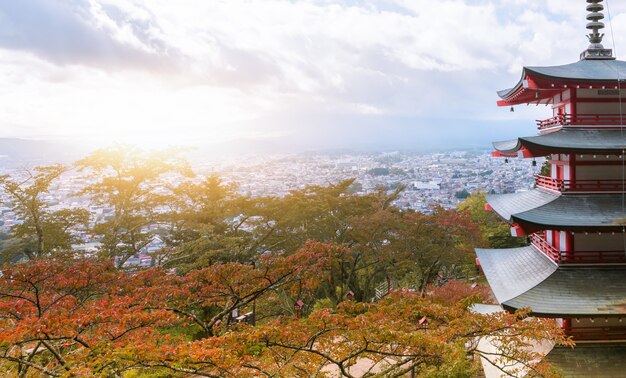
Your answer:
[0,148,540,265]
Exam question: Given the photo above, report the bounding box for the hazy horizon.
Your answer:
[0,116,537,162]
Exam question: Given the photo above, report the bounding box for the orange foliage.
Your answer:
[0,249,570,377]
[0,258,174,376]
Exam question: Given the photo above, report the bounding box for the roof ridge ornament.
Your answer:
[581,0,614,60]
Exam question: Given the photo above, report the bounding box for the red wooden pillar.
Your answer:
[570,87,577,117]
[565,231,574,262]
[569,153,576,183]
[553,230,560,251]
[563,318,572,335]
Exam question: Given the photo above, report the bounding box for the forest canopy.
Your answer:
[0,147,570,377]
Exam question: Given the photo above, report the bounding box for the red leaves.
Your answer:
[427,279,492,305]
[0,258,175,374]
[0,256,570,377]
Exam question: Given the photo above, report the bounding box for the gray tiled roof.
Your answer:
[545,345,626,378]
[498,59,626,99]
[493,129,626,154]
[475,246,557,303]
[503,268,626,316]
[497,88,514,98]
[492,138,522,153]
[527,59,626,82]
[486,190,559,222]
[513,194,626,229]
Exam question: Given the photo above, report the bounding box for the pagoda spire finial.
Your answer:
[581,0,614,59]
[586,0,605,46]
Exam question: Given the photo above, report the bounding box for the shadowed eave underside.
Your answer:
[498,59,626,104]
[486,190,626,230]
[512,194,626,230]
[493,129,626,155]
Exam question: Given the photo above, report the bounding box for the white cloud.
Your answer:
[0,0,623,147]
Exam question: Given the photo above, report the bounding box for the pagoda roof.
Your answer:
[493,128,626,156]
[486,190,626,230]
[476,247,626,317]
[504,267,626,317]
[498,59,626,106]
[485,189,559,222]
[545,344,626,378]
[513,194,626,230]
[475,246,557,303]
[524,59,626,85]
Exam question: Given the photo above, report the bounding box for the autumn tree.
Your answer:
[149,241,343,338]
[0,253,571,377]
[251,179,393,254]
[160,177,474,307]
[159,178,410,303]
[0,258,174,376]
[387,207,481,295]
[236,182,406,302]
[0,243,341,375]
[125,286,571,378]
[0,165,88,261]
[76,146,192,266]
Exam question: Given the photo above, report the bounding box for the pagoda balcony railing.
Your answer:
[531,233,626,264]
[561,250,626,264]
[568,327,626,341]
[537,114,626,130]
[535,175,626,192]
[530,233,560,263]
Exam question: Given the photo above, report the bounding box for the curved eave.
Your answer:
[475,246,557,304]
[497,85,562,107]
[493,129,626,156]
[497,59,626,106]
[492,138,521,154]
[502,268,626,317]
[485,189,560,223]
[512,194,626,231]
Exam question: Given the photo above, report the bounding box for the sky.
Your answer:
[1,0,626,151]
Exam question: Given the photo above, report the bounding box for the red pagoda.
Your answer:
[476,0,626,374]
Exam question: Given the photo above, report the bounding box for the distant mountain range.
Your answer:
[0,138,89,163]
[0,117,536,164]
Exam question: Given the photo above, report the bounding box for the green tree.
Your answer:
[0,165,88,260]
[388,207,481,294]
[539,159,551,177]
[458,192,527,249]
[158,176,259,270]
[253,179,398,254]
[246,181,408,302]
[159,177,411,303]
[76,146,192,266]
[455,188,470,199]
